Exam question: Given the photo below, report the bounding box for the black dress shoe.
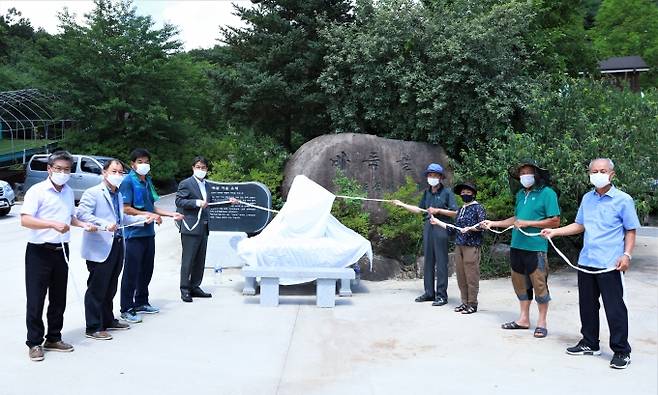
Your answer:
[181,292,193,303]
[191,289,212,298]
[432,297,447,306]
[415,294,435,303]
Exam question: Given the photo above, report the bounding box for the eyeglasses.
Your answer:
[51,166,71,173]
[194,166,208,171]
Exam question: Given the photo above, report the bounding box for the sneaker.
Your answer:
[134,304,160,314]
[120,311,143,324]
[566,340,601,356]
[107,320,130,331]
[432,297,448,306]
[43,340,74,352]
[29,345,44,362]
[85,331,113,340]
[610,352,631,369]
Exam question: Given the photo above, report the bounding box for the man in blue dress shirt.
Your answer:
[541,158,640,370]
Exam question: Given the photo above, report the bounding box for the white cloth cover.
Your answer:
[237,175,373,285]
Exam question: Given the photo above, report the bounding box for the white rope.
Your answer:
[254,192,623,277]
[481,223,617,275]
[335,195,428,212]
[59,234,84,314]
[234,199,279,214]
[181,200,232,232]
[335,195,395,203]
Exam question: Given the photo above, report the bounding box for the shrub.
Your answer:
[205,127,288,209]
[377,176,425,259]
[331,169,371,238]
[457,78,658,224]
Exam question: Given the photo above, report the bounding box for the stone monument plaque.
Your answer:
[207,181,272,233]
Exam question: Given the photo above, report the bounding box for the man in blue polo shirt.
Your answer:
[119,148,183,323]
[542,158,640,370]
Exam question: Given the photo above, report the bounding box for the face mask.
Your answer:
[107,174,124,187]
[520,174,535,188]
[461,194,475,203]
[193,169,207,180]
[135,163,150,176]
[427,178,440,187]
[51,172,70,186]
[590,173,610,189]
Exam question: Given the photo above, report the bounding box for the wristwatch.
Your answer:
[623,252,632,260]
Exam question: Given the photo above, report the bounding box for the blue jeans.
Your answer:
[121,236,155,313]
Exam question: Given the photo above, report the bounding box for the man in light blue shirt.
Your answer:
[542,158,640,370]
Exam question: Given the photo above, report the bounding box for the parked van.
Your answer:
[23,154,120,201]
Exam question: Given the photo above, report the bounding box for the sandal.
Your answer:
[454,304,467,312]
[534,327,548,338]
[501,321,530,330]
[461,305,477,314]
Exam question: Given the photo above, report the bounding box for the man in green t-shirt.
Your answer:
[482,159,560,338]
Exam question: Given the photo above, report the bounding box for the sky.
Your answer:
[1,0,255,50]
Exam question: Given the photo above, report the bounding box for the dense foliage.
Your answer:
[456,78,658,223]
[320,0,538,155]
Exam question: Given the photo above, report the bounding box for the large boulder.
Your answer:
[282,133,451,223]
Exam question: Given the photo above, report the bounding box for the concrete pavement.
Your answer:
[0,202,656,395]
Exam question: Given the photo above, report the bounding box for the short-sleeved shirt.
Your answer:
[119,171,155,239]
[418,185,458,223]
[21,179,75,243]
[575,186,641,269]
[511,185,560,252]
[448,202,487,246]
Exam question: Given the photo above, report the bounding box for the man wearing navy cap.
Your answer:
[395,163,457,306]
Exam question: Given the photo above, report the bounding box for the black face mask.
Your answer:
[461,194,475,203]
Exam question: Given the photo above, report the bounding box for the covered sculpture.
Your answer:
[237,175,372,285]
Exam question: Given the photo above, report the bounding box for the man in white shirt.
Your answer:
[20,151,97,362]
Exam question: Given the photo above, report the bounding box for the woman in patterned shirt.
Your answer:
[430,182,486,314]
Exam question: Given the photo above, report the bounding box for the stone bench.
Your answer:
[241,266,356,307]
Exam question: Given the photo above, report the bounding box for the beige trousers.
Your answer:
[454,245,481,306]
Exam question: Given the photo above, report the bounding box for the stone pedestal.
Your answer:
[205,231,248,271]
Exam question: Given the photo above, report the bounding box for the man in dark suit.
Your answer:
[175,156,234,302]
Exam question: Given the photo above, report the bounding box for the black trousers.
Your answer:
[423,221,449,300]
[180,225,208,293]
[25,242,69,348]
[121,236,155,313]
[578,266,631,354]
[85,237,124,333]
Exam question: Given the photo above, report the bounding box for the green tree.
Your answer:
[525,0,597,76]
[0,8,53,89]
[208,0,354,151]
[591,0,658,87]
[457,78,658,224]
[46,0,214,180]
[319,0,538,156]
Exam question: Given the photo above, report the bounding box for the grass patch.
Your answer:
[0,139,55,155]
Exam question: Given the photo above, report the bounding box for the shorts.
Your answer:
[510,247,550,304]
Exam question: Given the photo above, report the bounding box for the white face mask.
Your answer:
[106,174,124,187]
[193,169,207,180]
[135,163,150,176]
[51,172,70,186]
[427,177,440,187]
[520,174,535,188]
[590,172,610,189]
